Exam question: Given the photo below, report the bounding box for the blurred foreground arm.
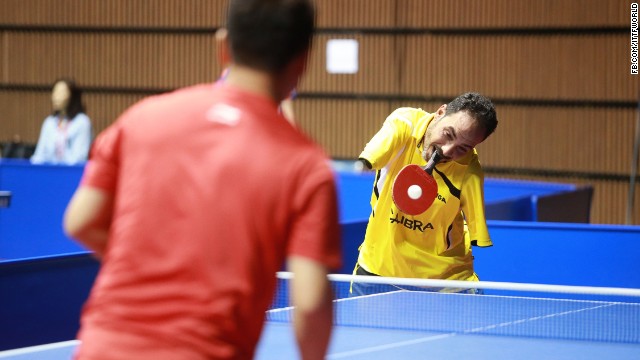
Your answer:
[63,186,113,259]
[288,256,334,360]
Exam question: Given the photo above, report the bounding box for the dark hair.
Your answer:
[445,92,498,139]
[227,0,315,73]
[52,78,86,120]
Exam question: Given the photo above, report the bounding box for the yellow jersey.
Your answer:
[357,107,491,280]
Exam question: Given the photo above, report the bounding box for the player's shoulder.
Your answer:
[456,148,481,166]
[389,106,426,118]
[72,112,92,124]
[387,107,428,126]
[138,83,211,107]
[288,133,330,165]
[281,135,333,177]
[457,149,484,179]
[148,84,212,106]
[118,84,212,122]
[469,148,482,165]
[42,114,57,126]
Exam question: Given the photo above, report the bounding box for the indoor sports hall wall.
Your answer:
[0,0,638,224]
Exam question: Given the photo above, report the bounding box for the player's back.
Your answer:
[79,83,334,359]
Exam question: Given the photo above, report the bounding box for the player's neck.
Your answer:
[224,65,285,104]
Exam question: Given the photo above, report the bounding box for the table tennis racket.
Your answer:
[392,149,443,215]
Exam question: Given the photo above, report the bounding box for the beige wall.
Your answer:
[1,0,638,224]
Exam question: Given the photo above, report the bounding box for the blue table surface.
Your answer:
[2,290,639,360]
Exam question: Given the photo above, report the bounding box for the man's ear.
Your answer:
[434,104,447,120]
[291,49,310,78]
[215,28,231,68]
[282,50,310,97]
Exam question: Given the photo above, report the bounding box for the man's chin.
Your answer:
[422,144,438,161]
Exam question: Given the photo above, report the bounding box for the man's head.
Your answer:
[216,0,315,102]
[423,92,498,162]
[224,0,314,98]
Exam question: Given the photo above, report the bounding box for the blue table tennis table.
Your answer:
[2,288,639,359]
[0,191,10,208]
[256,289,640,360]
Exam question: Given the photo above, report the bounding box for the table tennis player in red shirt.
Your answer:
[63,0,341,359]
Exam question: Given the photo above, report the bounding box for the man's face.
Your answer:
[423,105,486,163]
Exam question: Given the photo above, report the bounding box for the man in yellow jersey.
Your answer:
[352,92,498,295]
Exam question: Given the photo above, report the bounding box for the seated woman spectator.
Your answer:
[31,79,92,165]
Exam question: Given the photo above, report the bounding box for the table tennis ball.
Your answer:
[407,185,422,200]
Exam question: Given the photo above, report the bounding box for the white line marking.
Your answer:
[0,340,79,358]
[326,302,618,358]
[327,333,457,359]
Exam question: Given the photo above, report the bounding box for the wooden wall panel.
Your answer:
[1,0,226,28]
[0,31,6,82]
[4,31,219,89]
[4,0,628,30]
[402,34,636,101]
[294,99,392,158]
[316,0,629,29]
[291,32,638,101]
[315,0,398,28]
[400,0,628,28]
[589,179,639,225]
[0,90,49,140]
[301,34,399,94]
[476,106,637,174]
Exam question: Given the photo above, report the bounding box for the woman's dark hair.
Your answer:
[52,78,86,120]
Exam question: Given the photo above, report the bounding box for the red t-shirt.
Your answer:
[75,84,342,359]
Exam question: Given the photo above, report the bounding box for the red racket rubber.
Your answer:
[392,164,438,215]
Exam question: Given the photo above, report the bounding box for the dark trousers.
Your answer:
[349,263,400,296]
[350,263,483,296]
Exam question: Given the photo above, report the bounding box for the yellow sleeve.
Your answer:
[460,157,492,247]
[359,108,417,169]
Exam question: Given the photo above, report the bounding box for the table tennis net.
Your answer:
[267,272,640,344]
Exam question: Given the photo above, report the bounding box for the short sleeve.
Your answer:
[460,159,492,247]
[359,108,416,169]
[287,162,342,271]
[80,121,122,193]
